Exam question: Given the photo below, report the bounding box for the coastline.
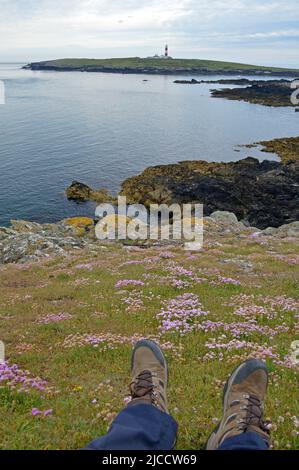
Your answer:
[24,66,299,77]
[65,136,299,230]
[23,58,299,77]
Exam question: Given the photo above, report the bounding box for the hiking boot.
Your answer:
[128,339,169,414]
[206,359,271,450]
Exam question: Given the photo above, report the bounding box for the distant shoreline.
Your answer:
[23,58,299,77]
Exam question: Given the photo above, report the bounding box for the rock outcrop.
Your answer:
[66,181,116,203]
[257,136,299,164]
[210,81,295,107]
[1,211,298,265]
[66,181,92,201]
[120,157,299,229]
[0,219,97,264]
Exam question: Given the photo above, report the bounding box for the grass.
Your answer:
[0,231,298,450]
[30,57,299,74]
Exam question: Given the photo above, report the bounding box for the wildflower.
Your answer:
[61,333,182,359]
[0,361,49,394]
[115,280,145,288]
[217,276,241,286]
[124,396,132,405]
[31,408,53,417]
[157,293,209,334]
[37,312,73,325]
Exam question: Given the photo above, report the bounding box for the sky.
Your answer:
[0,0,298,67]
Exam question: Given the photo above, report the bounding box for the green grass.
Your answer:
[31,57,299,74]
[0,232,298,449]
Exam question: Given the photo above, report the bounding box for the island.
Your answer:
[23,57,299,76]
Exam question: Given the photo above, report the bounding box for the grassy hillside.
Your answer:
[27,57,299,74]
[0,226,298,449]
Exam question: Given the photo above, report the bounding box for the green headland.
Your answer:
[24,57,299,76]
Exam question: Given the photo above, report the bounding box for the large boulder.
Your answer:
[66,181,92,201]
[260,221,299,238]
[209,211,239,225]
[66,181,116,203]
[0,232,85,264]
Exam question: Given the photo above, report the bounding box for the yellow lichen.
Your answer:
[64,217,94,228]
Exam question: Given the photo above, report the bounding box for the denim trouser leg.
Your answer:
[85,403,178,450]
[218,432,269,450]
[85,403,267,451]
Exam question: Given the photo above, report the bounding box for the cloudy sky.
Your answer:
[1,0,298,67]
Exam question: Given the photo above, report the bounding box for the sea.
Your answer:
[0,63,298,226]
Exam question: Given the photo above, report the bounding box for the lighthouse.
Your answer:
[165,44,168,58]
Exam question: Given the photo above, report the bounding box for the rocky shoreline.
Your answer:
[2,136,299,265]
[174,78,298,108]
[24,64,299,77]
[64,137,299,231]
[210,80,295,107]
[174,78,291,85]
[120,157,299,229]
[256,136,299,163]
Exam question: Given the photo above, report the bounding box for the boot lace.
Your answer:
[130,370,159,406]
[235,394,270,434]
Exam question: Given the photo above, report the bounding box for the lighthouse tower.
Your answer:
[165,44,169,58]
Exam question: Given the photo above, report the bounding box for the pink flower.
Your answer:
[124,396,132,405]
[115,280,145,288]
[157,293,209,334]
[37,312,73,325]
[31,408,53,417]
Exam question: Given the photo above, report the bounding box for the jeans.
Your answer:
[85,403,269,451]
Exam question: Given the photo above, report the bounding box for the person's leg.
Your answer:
[218,432,268,450]
[84,339,178,450]
[206,359,271,451]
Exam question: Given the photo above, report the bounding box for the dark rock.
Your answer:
[174,79,201,84]
[66,181,92,201]
[120,158,299,229]
[66,181,116,203]
[211,81,293,107]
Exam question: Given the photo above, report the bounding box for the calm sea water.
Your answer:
[0,63,298,226]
